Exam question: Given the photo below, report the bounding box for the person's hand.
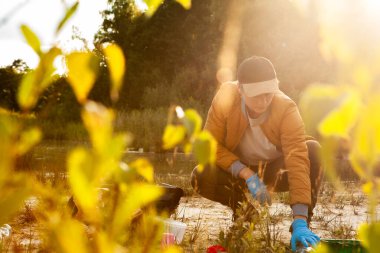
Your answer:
[245,174,271,205]
[290,219,320,251]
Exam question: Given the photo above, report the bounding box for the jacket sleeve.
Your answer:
[204,90,240,172]
[280,103,311,206]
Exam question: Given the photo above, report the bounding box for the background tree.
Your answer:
[238,0,333,100]
[95,0,227,111]
[0,59,29,111]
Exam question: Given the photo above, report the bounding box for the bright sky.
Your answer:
[0,0,146,68]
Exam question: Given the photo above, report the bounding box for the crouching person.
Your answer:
[191,56,324,251]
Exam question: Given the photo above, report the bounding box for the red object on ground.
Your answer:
[206,245,227,253]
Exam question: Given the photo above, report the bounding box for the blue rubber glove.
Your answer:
[291,219,320,252]
[246,174,271,205]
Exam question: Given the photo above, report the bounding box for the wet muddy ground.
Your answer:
[5,145,379,252]
[174,183,379,252]
[2,183,379,252]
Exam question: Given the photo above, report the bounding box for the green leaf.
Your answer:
[96,133,130,179]
[193,130,217,166]
[112,183,163,236]
[175,0,191,9]
[349,94,380,175]
[67,147,98,220]
[162,124,186,149]
[38,47,62,89]
[82,101,114,153]
[0,175,32,225]
[358,222,380,252]
[143,0,163,17]
[56,2,79,34]
[17,47,61,110]
[66,52,99,104]
[299,84,343,136]
[49,218,89,253]
[102,43,125,102]
[129,158,154,183]
[16,127,42,155]
[17,71,38,110]
[183,109,202,139]
[20,24,42,57]
[318,90,361,138]
[95,231,119,253]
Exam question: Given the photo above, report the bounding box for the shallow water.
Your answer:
[24,141,196,175]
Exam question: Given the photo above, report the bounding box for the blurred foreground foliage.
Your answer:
[297,1,380,252]
[1,0,380,251]
[0,0,218,252]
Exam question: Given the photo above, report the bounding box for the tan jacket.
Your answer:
[204,81,311,206]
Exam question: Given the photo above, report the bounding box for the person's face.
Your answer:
[243,92,274,116]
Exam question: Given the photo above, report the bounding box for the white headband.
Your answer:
[241,78,279,97]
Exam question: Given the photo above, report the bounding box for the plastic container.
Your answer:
[161,232,176,247]
[0,224,12,240]
[321,239,368,253]
[162,219,187,244]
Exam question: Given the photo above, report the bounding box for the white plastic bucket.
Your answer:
[163,219,187,243]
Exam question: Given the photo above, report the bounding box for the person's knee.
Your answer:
[306,140,321,155]
[306,140,324,184]
[306,140,322,164]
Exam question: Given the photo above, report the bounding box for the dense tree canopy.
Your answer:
[95,0,227,110]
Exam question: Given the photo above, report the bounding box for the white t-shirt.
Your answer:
[235,106,282,166]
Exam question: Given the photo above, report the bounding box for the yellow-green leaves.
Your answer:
[358,223,380,253]
[143,0,191,16]
[183,109,202,138]
[193,130,217,170]
[111,183,163,236]
[299,84,344,137]
[18,47,61,110]
[66,52,99,104]
[56,2,79,34]
[82,102,114,152]
[66,44,125,104]
[47,216,89,253]
[163,107,216,168]
[298,4,380,242]
[349,94,380,179]
[68,147,98,220]
[102,43,125,102]
[300,84,362,139]
[20,24,42,57]
[15,127,42,156]
[80,101,129,180]
[0,116,37,223]
[129,158,154,183]
[144,0,164,17]
[318,90,361,139]
[0,175,32,225]
[163,124,186,149]
[175,0,191,9]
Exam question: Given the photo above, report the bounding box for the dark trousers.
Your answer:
[191,140,324,220]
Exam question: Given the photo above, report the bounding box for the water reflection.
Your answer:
[17,141,196,190]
